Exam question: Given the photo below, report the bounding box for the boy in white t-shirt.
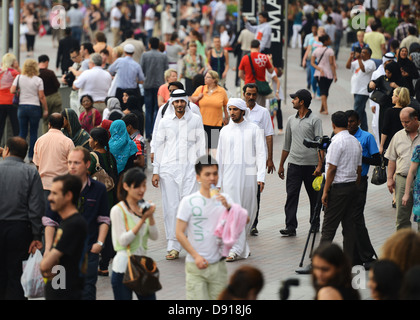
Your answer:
[176,155,236,300]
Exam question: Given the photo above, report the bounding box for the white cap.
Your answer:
[124,44,135,54]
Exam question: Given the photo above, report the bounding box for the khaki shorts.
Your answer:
[185,259,228,300]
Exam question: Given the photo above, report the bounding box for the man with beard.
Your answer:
[242,83,274,236]
[278,89,323,237]
[216,98,266,261]
[40,174,88,300]
[152,89,206,260]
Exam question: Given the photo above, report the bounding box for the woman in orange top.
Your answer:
[0,53,20,142]
[191,70,228,152]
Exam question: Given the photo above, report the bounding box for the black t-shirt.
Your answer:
[45,213,88,300]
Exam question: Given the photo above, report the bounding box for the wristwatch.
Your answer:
[96,241,104,247]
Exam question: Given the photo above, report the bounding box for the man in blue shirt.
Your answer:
[108,43,145,107]
[346,110,380,268]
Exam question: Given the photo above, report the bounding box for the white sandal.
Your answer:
[226,252,240,262]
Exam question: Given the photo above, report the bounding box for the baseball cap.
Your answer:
[290,89,312,106]
[124,44,135,54]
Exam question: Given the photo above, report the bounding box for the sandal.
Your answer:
[166,249,179,260]
[226,252,240,262]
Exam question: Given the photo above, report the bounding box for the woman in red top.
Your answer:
[0,53,20,142]
[79,94,102,133]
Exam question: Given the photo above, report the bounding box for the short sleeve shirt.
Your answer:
[238,52,273,84]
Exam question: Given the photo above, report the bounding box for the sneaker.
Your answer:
[250,227,259,236]
[279,228,296,237]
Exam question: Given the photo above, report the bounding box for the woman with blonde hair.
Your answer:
[380,229,420,274]
[0,53,20,142]
[191,70,228,153]
[10,59,48,162]
[380,86,410,155]
[157,68,178,107]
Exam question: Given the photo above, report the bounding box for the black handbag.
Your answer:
[248,54,273,96]
[119,204,162,297]
[370,90,390,106]
[371,155,387,185]
[123,255,162,297]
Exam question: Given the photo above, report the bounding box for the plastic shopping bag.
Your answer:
[21,249,45,298]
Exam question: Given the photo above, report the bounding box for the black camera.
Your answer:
[64,71,76,87]
[303,136,331,150]
[139,200,151,213]
[279,278,300,300]
[354,47,361,54]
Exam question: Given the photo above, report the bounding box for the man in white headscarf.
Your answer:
[370,52,397,148]
[152,89,206,260]
[216,97,266,261]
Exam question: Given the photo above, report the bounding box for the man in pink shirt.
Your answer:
[33,113,75,210]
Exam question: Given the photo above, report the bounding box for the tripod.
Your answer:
[295,173,325,274]
[295,150,379,274]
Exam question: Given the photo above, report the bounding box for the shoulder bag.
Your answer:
[248,54,273,96]
[90,152,115,191]
[12,75,20,106]
[371,155,387,185]
[120,204,162,297]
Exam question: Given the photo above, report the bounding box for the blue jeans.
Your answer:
[111,271,156,300]
[18,104,41,159]
[144,87,159,140]
[310,65,320,97]
[71,26,82,44]
[82,252,99,300]
[334,30,343,59]
[306,60,312,89]
[353,94,370,131]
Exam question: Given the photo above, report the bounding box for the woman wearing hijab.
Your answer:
[368,61,406,138]
[61,108,91,150]
[369,52,396,147]
[103,97,125,121]
[108,119,138,176]
[397,47,419,97]
[123,95,144,136]
[100,119,113,138]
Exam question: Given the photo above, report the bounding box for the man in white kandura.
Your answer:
[152,89,206,260]
[216,97,266,262]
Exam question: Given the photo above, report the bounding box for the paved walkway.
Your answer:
[8,31,414,300]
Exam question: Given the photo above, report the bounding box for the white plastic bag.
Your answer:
[21,249,45,298]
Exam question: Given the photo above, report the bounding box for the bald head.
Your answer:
[49,113,64,130]
[400,107,419,133]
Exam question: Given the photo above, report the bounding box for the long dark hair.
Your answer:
[90,127,117,182]
[117,167,146,201]
[311,243,359,300]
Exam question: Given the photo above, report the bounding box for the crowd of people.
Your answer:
[1,0,420,302]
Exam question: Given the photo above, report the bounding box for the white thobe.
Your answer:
[370,65,385,149]
[216,119,266,258]
[153,107,206,252]
[150,102,202,154]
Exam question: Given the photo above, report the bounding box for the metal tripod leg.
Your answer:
[297,178,325,270]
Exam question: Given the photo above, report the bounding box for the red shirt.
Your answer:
[0,68,19,105]
[238,52,273,84]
